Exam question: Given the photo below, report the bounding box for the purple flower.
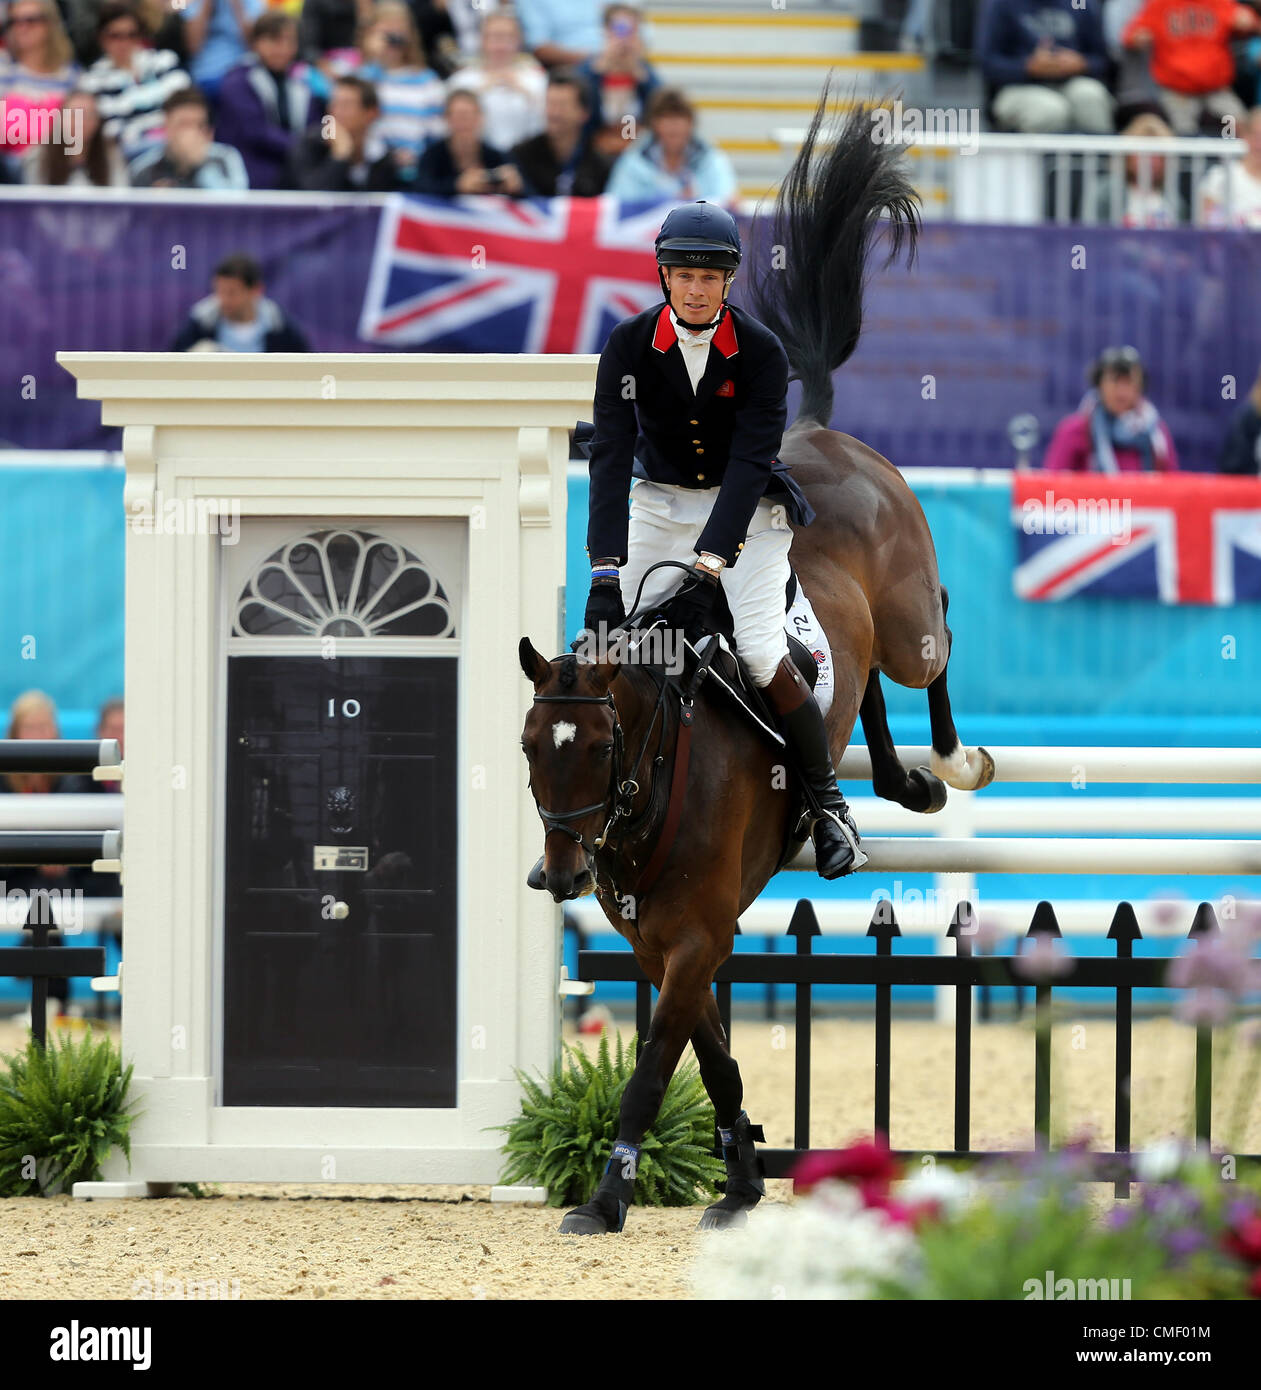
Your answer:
[1227,1197,1260,1227]
[1011,934,1074,982]
[1163,1227,1207,1262]
[1174,987,1234,1027]
[1167,930,1259,998]
[1107,1206,1136,1231]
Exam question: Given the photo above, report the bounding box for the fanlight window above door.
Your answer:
[233,529,456,638]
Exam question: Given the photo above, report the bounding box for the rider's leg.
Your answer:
[724,499,865,880]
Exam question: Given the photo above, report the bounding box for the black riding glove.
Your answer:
[661,568,719,637]
[584,580,625,634]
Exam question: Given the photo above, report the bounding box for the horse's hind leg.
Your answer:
[690,993,763,1231]
[926,590,995,791]
[860,670,947,813]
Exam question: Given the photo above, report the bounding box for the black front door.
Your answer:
[223,656,458,1106]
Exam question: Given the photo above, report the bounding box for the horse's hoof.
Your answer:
[559,1200,625,1235]
[907,766,948,813]
[973,746,996,790]
[698,1205,749,1231]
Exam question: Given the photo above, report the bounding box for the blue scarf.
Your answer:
[1087,391,1167,474]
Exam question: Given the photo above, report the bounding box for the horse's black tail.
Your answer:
[746,80,921,427]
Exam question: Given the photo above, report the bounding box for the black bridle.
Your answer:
[525,561,701,860]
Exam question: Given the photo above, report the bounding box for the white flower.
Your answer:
[689,1182,923,1301]
[894,1165,978,1216]
[1134,1138,1189,1184]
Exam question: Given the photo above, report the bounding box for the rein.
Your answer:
[528,560,723,899]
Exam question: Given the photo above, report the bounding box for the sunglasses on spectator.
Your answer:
[382,31,407,45]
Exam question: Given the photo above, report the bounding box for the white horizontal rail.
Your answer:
[0,794,122,831]
[847,795,1259,835]
[791,838,1261,875]
[566,897,1248,939]
[0,896,122,931]
[836,747,1261,784]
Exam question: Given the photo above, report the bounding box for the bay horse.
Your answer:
[518,90,993,1235]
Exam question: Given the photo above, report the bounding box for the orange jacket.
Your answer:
[1123,0,1256,94]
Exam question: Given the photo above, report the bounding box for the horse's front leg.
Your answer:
[691,991,765,1230]
[560,940,713,1235]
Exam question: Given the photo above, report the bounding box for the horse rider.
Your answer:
[582,200,865,879]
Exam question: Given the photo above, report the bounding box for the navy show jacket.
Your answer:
[586,300,815,568]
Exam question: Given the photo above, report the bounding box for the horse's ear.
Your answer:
[519,636,551,686]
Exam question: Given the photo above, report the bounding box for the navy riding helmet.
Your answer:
[654,202,742,322]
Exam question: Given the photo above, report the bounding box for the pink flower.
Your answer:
[789,1138,900,1194]
[1174,988,1234,1027]
[1225,1215,1261,1265]
[1167,930,1260,998]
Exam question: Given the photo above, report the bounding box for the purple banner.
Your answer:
[3,191,1258,471]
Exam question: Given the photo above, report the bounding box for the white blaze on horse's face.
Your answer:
[552,720,577,749]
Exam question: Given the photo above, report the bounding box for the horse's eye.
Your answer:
[595,743,613,758]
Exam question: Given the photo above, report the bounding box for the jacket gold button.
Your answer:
[697,473,705,480]
[689,419,699,425]
[737,542,744,550]
[692,438,701,444]
[695,447,704,454]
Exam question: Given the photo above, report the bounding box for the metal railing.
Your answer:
[772,129,1253,225]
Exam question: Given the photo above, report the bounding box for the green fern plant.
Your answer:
[494,1030,725,1207]
[0,1029,137,1196]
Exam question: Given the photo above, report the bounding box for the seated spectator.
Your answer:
[1219,360,1261,473]
[515,0,603,69]
[978,0,1114,134]
[214,12,320,190]
[606,85,736,205]
[1198,103,1261,223]
[170,251,310,350]
[1123,0,1259,135]
[414,86,528,194]
[69,0,189,68]
[575,3,658,157]
[289,73,397,189]
[357,1,445,183]
[299,0,457,84]
[1043,347,1179,472]
[129,85,248,186]
[182,0,265,106]
[23,87,130,183]
[1093,111,1185,225]
[509,68,609,195]
[446,9,546,152]
[77,2,189,163]
[0,0,81,175]
[1,690,92,1017]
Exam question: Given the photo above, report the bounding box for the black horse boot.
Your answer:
[559,1140,638,1234]
[763,655,867,879]
[698,1111,766,1230]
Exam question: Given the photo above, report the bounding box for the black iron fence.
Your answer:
[573,898,1261,1198]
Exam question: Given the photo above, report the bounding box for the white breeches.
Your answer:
[618,480,792,687]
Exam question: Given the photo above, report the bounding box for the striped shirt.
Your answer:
[359,63,445,171]
[79,48,190,163]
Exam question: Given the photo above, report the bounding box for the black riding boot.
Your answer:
[699,1110,766,1230]
[559,1140,638,1234]
[763,656,866,879]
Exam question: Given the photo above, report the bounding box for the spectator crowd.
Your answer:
[0,0,738,199]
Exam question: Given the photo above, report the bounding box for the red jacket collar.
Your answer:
[650,304,740,357]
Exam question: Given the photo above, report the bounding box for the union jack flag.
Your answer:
[1013,472,1261,604]
[358,194,676,352]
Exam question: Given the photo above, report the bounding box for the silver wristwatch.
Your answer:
[695,552,725,578]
